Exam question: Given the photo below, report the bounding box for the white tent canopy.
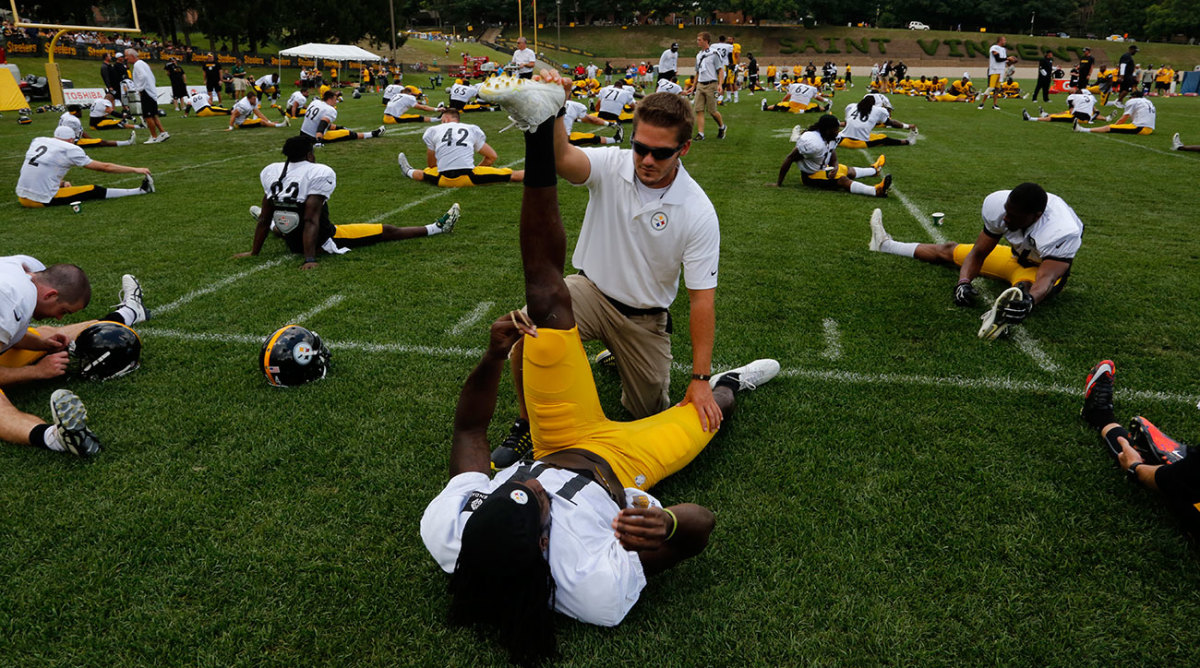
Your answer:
[278,43,383,62]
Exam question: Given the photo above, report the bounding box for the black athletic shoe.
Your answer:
[717,125,727,139]
[490,418,532,470]
[1129,416,1188,465]
[1081,360,1116,429]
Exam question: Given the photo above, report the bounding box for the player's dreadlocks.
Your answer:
[272,135,315,196]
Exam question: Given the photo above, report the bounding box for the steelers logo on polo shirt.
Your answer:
[650,212,668,231]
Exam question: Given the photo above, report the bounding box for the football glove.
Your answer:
[999,285,1034,324]
[953,281,978,307]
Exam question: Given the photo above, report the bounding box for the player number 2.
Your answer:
[27,145,48,167]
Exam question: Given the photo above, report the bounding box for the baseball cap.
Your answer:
[54,126,76,140]
[115,52,125,58]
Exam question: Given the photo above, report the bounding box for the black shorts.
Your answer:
[518,71,533,80]
[139,91,159,117]
[171,81,187,98]
[597,110,620,121]
[448,99,467,110]
[1120,76,1136,92]
[1154,456,1200,538]
[1073,111,1091,121]
[658,70,676,81]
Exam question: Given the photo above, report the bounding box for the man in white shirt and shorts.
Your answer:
[420,93,777,663]
[686,32,727,140]
[868,182,1083,339]
[396,108,524,187]
[126,48,169,143]
[977,36,1016,111]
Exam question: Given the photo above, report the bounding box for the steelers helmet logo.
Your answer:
[650,212,668,231]
[509,490,529,505]
[292,342,315,365]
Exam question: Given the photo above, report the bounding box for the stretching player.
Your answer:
[236,136,459,270]
[1172,134,1200,152]
[300,90,385,145]
[86,93,137,130]
[58,106,135,148]
[867,183,1083,339]
[837,95,918,148]
[928,74,976,102]
[185,90,231,117]
[760,80,828,113]
[447,79,498,111]
[775,114,891,197]
[284,88,309,118]
[595,79,638,122]
[16,127,154,208]
[1081,360,1200,539]
[226,92,287,130]
[383,89,440,124]
[1074,89,1155,135]
[1022,87,1103,124]
[420,80,778,664]
[562,99,622,146]
[396,108,524,187]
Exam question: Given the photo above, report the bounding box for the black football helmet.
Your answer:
[69,321,142,380]
[260,325,331,387]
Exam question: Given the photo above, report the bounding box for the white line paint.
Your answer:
[135,325,1200,406]
[154,257,288,315]
[1096,135,1189,158]
[821,318,843,360]
[367,158,525,223]
[875,160,1057,374]
[448,301,495,336]
[289,294,345,324]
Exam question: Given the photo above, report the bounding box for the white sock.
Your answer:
[880,240,918,257]
[849,181,875,196]
[734,92,739,102]
[106,187,144,199]
[117,137,134,146]
[43,425,66,452]
[113,304,138,324]
[425,223,443,236]
[856,167,877,178]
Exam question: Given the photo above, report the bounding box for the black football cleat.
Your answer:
[490,418,532,470]
[1129,416,1188,465]
[1080,360,1115,429]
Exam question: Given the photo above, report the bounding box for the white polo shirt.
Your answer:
[131,58,156,93]
[421,464,655,627]
[422,121,486,171]
[695,47,722,83]
[981,190,1084,264]
[1124,97,1156,129]
[511,47,537,74]
[16,137,92,204]
[0,256,41,353]
[659,48,678,72]
[795,130,838,174]
[573,147,720,309]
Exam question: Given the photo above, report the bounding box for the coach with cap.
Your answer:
[1117,44,1139,105]
[1077,46,1095,88]
[658,42,679,82]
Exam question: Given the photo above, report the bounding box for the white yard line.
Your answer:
[448,301,495,336]
[136,324,1200,405]
[369,158,525,223]
[820,318,843,361]
[1096,135,1188,157]
[154,257,288,315]
[289,294,345,324]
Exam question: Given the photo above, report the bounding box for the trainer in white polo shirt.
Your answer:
[511,36,537,79]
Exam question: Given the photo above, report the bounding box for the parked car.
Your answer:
[907,21,931,30]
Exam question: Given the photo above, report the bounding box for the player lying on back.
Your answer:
[867,183,1083,340]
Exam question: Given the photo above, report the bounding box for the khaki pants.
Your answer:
[564,274,672,419]
[693,81,719,118]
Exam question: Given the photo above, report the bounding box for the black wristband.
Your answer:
[691,373,711,381]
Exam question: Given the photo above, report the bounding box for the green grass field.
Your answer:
[3,76,1200,665]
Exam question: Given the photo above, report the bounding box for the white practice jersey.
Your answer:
[259,160,336,205]
[795,130,838,174]
[15,137,91,204]
[658,48,678,72]
[189,90,212,110]
[562,100,590,134]
[57,113,84,140]
[385,94,419,117]
[981,190,1084,264]
[840,103,891,141]
[656,79,683,95]
[597,86,635,116]
[1067,91,1095,117]
[255,75,276,88]
[422,122,486,172]
[1124,97,1156,129]
[89,97,114,118]
[286,91,307,109]
[300,100,337,137]
[232,96,258,124]
[382,84,404,101]
[448,82,480,103]
[712,42,733,67]
[787,83,819,106]
[988,44,1008,77]
[422,465,655,627]
[866,92,893,109]
[0,257,40,353]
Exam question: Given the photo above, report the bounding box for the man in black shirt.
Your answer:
[165,58,188,113]
[1116,44,1138,104]
[202,55,222,104]
[1077,47,1095,88]
[1033,50,1054,102]
[99,53,119,96]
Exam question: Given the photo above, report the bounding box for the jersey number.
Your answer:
[305,106,322,122]
[27,145,48,167]
[440,127,469,147]
[269,181,301,202]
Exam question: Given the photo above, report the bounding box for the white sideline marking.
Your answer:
[876,161,1057,374]
[154,257,288,315]
[1097,135,1189,158]
[448,301,495,336]
[821,318,843,360]
[367,158,525,223]
[134,325,1200,406]
[289,294,344,324]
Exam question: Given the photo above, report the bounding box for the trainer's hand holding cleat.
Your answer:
[953,280,978,307]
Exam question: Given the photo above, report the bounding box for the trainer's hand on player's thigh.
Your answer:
[33,352,69,379]
[612,506,672,551]
[678,380,723,432]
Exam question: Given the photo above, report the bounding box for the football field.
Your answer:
[3,84,1200,664]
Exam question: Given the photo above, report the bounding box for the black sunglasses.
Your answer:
[631,139,686,160]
